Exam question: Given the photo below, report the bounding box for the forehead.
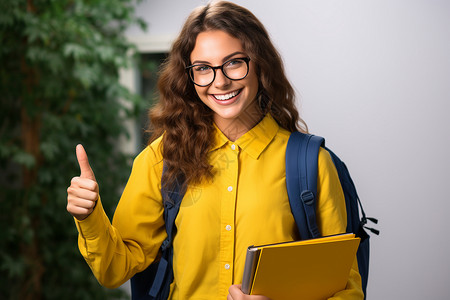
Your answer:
[190,30,244,63]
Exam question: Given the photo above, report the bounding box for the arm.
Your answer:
[67,144,166,288]
[316,148,364,300]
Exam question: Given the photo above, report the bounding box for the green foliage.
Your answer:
[0,0,146,299]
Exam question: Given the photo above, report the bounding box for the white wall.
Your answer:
[126,1,450,299]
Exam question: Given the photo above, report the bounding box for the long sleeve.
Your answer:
[74,144,167,288]
[316,148,364,300]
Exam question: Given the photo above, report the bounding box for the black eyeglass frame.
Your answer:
[185,57,251,87]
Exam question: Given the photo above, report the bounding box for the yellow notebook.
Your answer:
[241,233,360,300]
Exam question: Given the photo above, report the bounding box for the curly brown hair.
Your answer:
[148,1,307,188]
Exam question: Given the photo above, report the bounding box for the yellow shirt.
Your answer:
[75,114,363,299]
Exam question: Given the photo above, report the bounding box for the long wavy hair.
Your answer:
[149,0,307,188]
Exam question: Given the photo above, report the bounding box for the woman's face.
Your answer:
[190,30,260,139]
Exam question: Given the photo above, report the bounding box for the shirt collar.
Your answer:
[211,114,280,159]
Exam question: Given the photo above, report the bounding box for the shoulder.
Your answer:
[133,135,164,169]
[271,126,291,150]
[317,147,343,198]
[317,147,338,177]
[277,126,291,140]
[318,147,333,166]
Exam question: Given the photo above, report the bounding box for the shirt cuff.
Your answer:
[74,196,111,240]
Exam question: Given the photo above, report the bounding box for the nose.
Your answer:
[213,69,231,89]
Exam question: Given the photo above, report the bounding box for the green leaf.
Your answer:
[63,43,89,60]
[0,254,26,278]
[12,151,35,168]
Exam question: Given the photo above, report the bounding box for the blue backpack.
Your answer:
[130,132,378,299]
[285,132,378,298]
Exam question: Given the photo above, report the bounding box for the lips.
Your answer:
[212,89,242,101]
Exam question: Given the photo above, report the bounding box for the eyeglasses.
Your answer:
[185,57,250,87]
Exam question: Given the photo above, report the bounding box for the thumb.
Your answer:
[76,144,96,181]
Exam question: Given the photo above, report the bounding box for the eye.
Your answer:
[225,59,245,69]
[194,65,211,73]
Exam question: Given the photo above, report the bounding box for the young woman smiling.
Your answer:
[188,30,261,141]
[66,1,364,299]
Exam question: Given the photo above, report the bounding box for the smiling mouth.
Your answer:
[212,89,242,101]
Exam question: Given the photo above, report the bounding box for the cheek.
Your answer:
[194,85,203,97]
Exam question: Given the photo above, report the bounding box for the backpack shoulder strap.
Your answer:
[285,132,324,240]
[147,165,186,299]
[131,163,186,300]
[161,170,186,251]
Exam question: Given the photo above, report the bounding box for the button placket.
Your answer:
[218,142,239,295]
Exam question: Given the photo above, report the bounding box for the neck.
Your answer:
[215,110,264,142]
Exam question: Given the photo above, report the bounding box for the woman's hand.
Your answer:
[227,284,272,300]
[67,144,99,220]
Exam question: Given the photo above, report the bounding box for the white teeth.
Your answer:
[214,90,239,100]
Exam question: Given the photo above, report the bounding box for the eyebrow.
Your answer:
[191,51,247,65]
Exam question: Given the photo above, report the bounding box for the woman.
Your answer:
[67,1,363,299]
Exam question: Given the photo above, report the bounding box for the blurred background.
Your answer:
[1,0,449,299]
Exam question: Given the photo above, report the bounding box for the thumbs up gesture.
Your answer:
[67,144,99,220]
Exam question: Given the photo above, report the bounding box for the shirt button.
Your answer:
[227,186,233,192]
[224,263,230,270]
[225,225,232,231]
[231,144,236,150]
